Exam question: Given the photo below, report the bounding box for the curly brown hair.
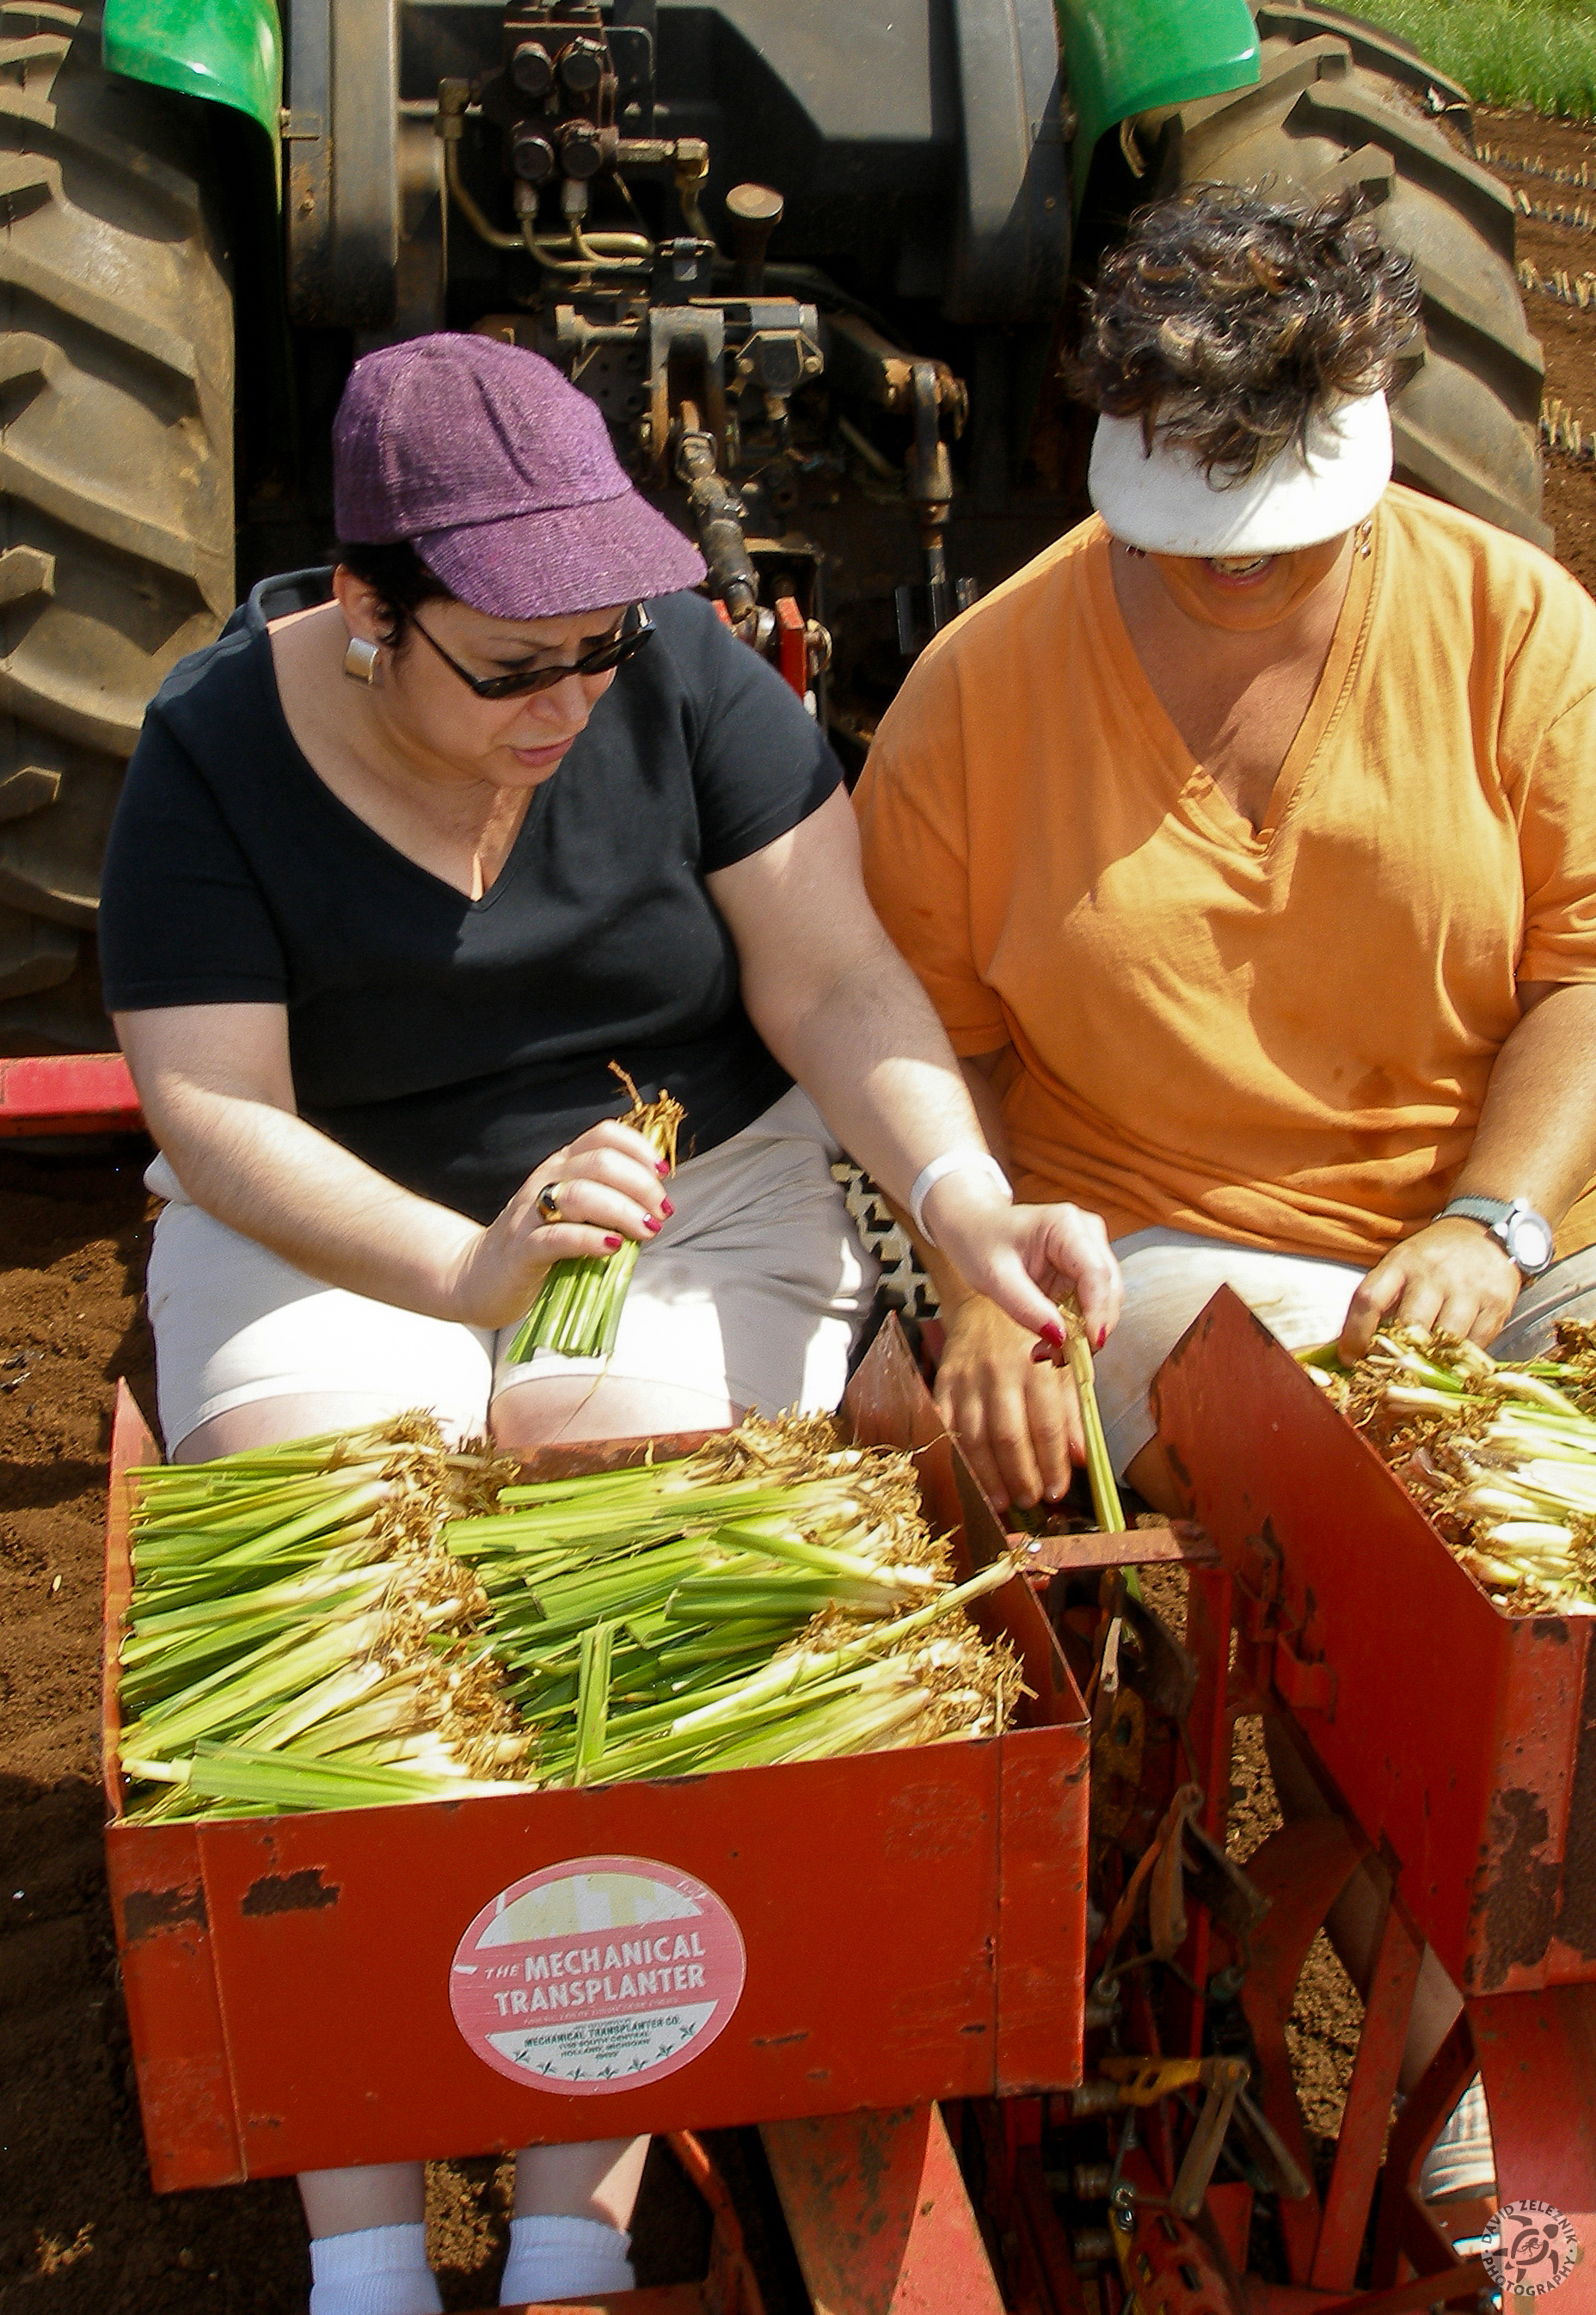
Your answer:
[1076,183,1421,480]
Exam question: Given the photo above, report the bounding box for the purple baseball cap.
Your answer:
[332,332,706,618]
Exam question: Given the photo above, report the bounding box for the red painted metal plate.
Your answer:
[0,1051,141,1134]
[1472,1981,1596,2214]
[774,597,806,698]
[484,2293,706,2313]
[1153,1287,1596,1997]
[761,2104,1005,2315]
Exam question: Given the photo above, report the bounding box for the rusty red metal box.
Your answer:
[102,1320,1089,2191]
[1152,1286,1596,2001]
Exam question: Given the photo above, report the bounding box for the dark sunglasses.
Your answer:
[409,602,654,699]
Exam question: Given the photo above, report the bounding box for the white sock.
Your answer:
[500,2214,635,2306]
[309,2223,443,2315]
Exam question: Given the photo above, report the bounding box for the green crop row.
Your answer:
[1351,0,1596,122]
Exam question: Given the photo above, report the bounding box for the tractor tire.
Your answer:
[0,1,232,1052]
[1151,0,1548,550]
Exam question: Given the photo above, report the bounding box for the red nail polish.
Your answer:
[660,1196,674,1218]
[656,1160,670,1177]
[644,1216,662,1234]
[1096,1327,1107,1351]
[603,1234,623,1251]
[1040,1320,1065,1348]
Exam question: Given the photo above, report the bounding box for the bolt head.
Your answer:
[559,120,603,178]
[559,36,605,94]
[511,40,554,96]
[512,127,556,182]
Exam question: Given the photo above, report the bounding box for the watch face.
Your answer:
[1507,1213,1556,1273]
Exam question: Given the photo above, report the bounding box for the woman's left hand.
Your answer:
[923,1176,1123,1350]
[1338,1217,1521,1359]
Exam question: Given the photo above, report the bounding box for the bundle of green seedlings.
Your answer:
[118,1412,1023,1818]
[117,1413,530,1821]
[1303,1323,1596,1614]
[444,1410,1024,1785]
[507,1063,686,1361]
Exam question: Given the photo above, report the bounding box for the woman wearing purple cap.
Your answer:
[98,334,1120,2313]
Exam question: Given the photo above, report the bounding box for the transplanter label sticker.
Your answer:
[449,1855,746,2094]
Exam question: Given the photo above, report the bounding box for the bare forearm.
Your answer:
[746,936,991,1209]
[1341,983,1596,1354]
[150,1087,482,1317]
[715,795,1119,1349]
[1452,982,1596,1223]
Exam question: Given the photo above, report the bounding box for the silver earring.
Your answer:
[1356,519,1373,560]
[343,634,381,685]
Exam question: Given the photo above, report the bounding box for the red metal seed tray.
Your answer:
[1151,1285,1596,2000]
[102,1318,1090,2191]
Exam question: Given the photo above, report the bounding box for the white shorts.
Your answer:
[1096,1227,1369,1476]
[1096,1225,1596,1476]
[144,1085,879,1452]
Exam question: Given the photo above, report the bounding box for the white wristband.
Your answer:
[908,1151,1013,1249]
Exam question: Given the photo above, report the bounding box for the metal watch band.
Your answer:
[1437,1194,1555,1278]
[1438,1196,1514,1228]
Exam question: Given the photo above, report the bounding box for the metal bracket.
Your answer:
[648,303,726,469]
[1170,2057,1250,2219]
[286,0,400,326]
[1274,1632,1338,1717]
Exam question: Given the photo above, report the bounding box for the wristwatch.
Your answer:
[1437,1194,1556,1278]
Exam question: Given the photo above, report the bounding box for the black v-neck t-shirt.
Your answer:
[100,572,841,1224]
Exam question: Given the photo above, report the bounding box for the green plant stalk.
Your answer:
[262,1673,433,1760]
[130,1465,388,1538]
[181,1742,526,1815]
[133,1480,390,1577]
[240,1656,396,1755]
[1065,1317,1124,1535]
[541,1664,876,1783]
[505,1065,684,1361]
[120,1568,391,1697]
[666,1560,1014,1738]
[123,1607,390,1758]
[573,1620,615,1784]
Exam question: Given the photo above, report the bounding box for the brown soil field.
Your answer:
[6,104,1596,2313]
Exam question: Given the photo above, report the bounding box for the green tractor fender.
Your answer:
[1055,0,1260,200]
[101,0,282,153]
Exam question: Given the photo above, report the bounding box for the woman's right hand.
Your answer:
[933,1291,1087,1514]
[449,1120,671,1329]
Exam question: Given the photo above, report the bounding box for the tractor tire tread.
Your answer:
[1157,0,1547,550]
[0,0,233,1047]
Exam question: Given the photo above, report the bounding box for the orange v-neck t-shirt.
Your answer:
[855,486,1596,1263]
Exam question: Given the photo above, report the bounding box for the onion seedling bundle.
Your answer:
[116,1412,1025,1819]
[1302,1325,1596,1613]
[507,1064,685,1360]
[117,1414,529,1819]
[443,1411,1023,1785]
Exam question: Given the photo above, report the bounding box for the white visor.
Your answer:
[1088,390,1391,557]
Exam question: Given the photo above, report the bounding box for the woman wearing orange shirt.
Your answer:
[856,185,1596,1527]
[857,177,1596,2210]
